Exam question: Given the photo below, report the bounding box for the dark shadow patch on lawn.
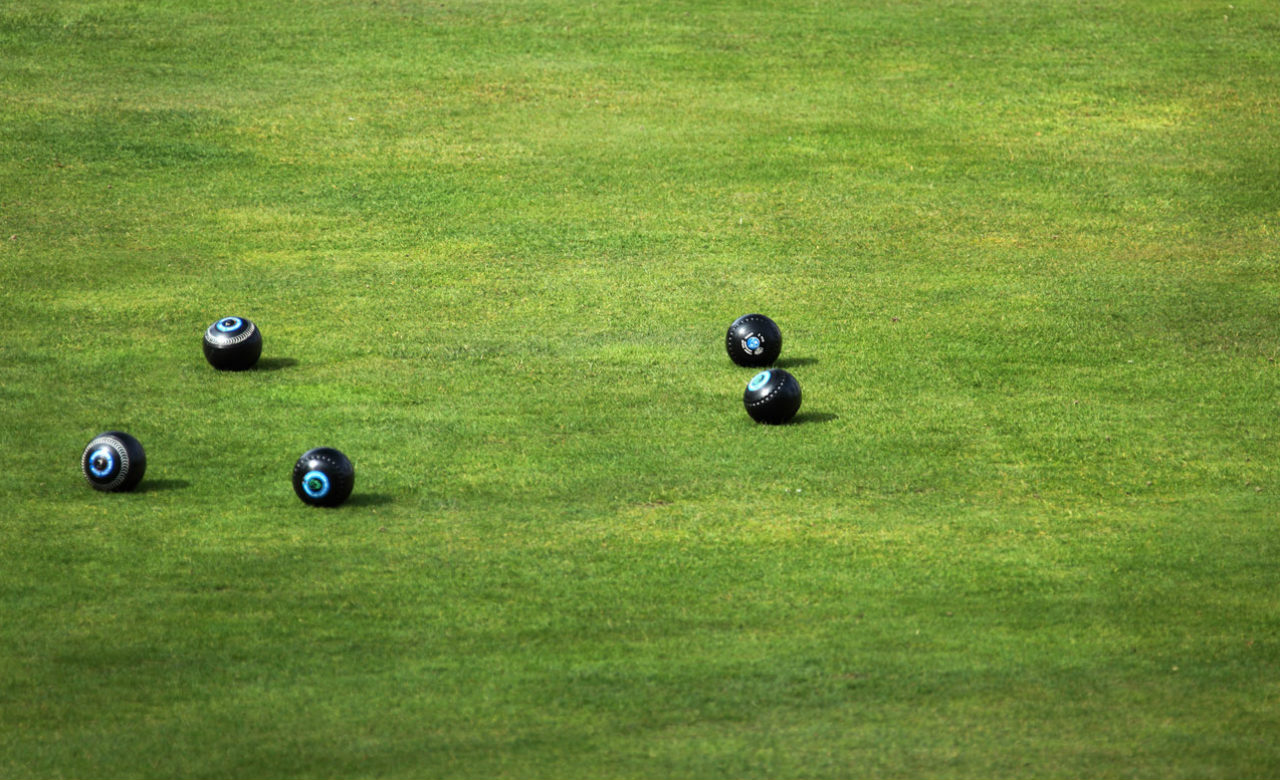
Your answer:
[775,356,818,368]
[137,479,192,493]
[255,357,298,371]
[792,412,838,425]
[346,493,394,508]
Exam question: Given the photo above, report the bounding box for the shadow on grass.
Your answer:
[775,356,818,368]
[346,492,394,507]
[792,412,838,425]
[137,479,192,493]
[255,357,298,371]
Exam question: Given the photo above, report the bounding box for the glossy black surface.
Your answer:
[743,369,802,425]
[81,431,147,492]
[291,447,355,507]
[203,316,263,371]
[725,313,782,367]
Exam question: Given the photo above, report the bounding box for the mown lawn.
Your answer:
[1,1,1278,777]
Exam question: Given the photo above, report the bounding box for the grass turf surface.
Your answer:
[2,0,1279,777]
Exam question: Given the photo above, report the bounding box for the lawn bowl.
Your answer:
[203,316,262,371]
[292,447,355,507]
[743,369,802,425]
[81,431,147,492]
[726,313,782,367]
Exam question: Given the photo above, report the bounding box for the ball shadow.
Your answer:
[346,492,394,508]
[775,356,819,369]
[792,412,838,425]
[136,478,193,493]
[255,357,299,371]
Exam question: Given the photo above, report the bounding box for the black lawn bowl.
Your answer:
[292,447,355,508]
[743,369,802,425]
[203,316,263,371]
[82,431,147,492]
[726,313,782,367]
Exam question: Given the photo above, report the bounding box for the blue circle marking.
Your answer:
[216,317,244,333]
[302,470,331,498]
[746,336,761,350]
[88,447,116,478]
[748,371,772,392]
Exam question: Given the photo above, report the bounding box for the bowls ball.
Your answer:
[292,447,355,507]
[82,431,147,492]
[203,316,262,371]
[743,369,802,425]
[726,313,782,367]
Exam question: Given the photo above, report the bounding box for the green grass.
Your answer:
[2,0,1278,777]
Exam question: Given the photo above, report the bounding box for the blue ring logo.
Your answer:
[216,317,244,333]
[748,371,772,392]
[302,470,331,498]
[88,447,116,478]
[746,336,761,351]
